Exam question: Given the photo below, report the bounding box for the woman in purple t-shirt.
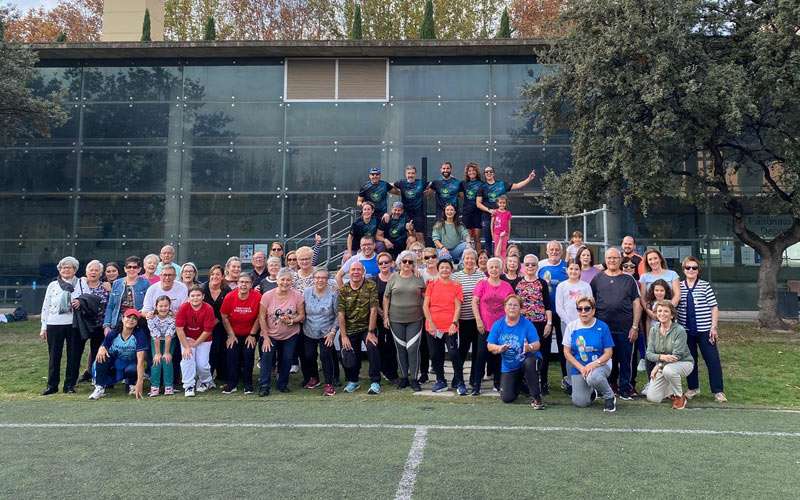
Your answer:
[471,257,515,395]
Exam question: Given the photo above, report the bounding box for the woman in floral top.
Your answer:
[514,254,554,392]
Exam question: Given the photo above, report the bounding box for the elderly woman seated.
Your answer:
[645,300,694,410]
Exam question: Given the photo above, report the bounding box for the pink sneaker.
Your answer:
[149,386,160,397]
[164,386,174,396]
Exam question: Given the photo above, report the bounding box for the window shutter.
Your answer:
[286,59,336,100]
[338,59,387,100]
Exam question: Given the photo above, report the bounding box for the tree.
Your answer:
[0,39,68,146]
[496,7,511,38]
[523,0,800,328]
[419,0,435,39]
[4,0,102,43]
[203,15,217,40]
[55,31,67,42]
[510,0,564,38]
[349,3,363,39]
[142,8,152,42]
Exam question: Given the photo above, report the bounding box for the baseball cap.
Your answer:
[369,167,381,175]
[123,308,142,319]
[392,201,404,209]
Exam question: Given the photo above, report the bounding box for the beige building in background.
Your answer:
[101,0,165,41]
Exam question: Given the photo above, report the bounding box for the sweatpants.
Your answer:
[259,335,298,391]
[458,319,479,387]
[209,325,227,382]
[500,356,542,404]
[686,332,724,393]
[150,337,175,388]
[343,331,381,384]
[540,314,567,384]
[609,331,634,395]
[46,324,80,390]
[377,324,399,381]
[646,361,693,402]
[226,336,256,390]
[180,340,213,390]
[571,365,614,407]
[390,320,423,381]
[475,332,501,390]
[303,336,337,385]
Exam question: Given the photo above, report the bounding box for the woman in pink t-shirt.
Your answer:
[258,269,305,395]
[471,257,514,394]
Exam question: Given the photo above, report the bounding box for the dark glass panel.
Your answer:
[285,102,388,146]
[390,58,491,100]
[0,195,74,239]
[285,146,383,192]
[82,65,182,102]
[183,102,284,146]
[0,149,77,193]
[76,195,166,239]
[493,145,572,183]
[184,147,282,192]
[30,66,82,100]
[0,240,71,285]
[491,58,549,99]
[82,103,173,146]
[390,101,490,146]
[185,194,282,239]
[182,61,284,102]
[80,149,169,193]
[283,193,353,240]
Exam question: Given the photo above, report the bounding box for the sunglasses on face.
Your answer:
[125,265,139,270]
[271,248,283,252]
[622,264,636,269]
[424,255,436,260]
[524,262,537,267]
[287,258,297,262]
[576,306,593,313]
[484,170,494,174]
[378,261,392,265]
[401,260,414,265]
[684,265,699,271]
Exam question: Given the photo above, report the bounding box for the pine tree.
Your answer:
[349,4,363,40]
[203,15,216,41]
[55,32,67,42]
[141,8,151,42]
[419,0,436,39]
[0,16,5,42]
[496,7,511,38]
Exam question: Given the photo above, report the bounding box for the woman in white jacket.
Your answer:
[40,256,84,395]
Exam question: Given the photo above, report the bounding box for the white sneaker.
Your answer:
[685,389,699,400]
[637,359,646,372]
[88,386,105,400]
[289,364,299,374]
[128,385,136,395]
[196,383,210,393]
[185,386,196,397]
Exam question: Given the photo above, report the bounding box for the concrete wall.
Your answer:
[101,0,165,42]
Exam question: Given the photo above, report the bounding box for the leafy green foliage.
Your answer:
[141,8,152,42]
[202,15,216,40]
[54,31,66,42]
[350,3,363,40]
[419,0,436,39]
[496,6,511,38]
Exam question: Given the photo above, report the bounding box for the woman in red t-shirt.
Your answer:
[423,259,464,394]
[220,273,262,395]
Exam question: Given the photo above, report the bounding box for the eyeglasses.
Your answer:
[576,306,593,313]
[524,262,537,267]
[287,258,297,262]
[684,265,699,271]
[484,169,494,174]
[378,261,392,265]
[401,260,414,265]
[621,264,636,269]
[161,273,176,278]
[271,248,283,252]
[424,255,436,260]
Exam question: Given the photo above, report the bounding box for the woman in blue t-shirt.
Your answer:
[562,296,617,412]
[487,295,544,409]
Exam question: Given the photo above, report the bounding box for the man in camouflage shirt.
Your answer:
[337,261,382,394]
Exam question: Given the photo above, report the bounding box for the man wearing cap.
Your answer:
[377,202,415,259]
[357,167,393,221]
[430,161,463,220]
[393,164,430,244]
[88,308,149,400]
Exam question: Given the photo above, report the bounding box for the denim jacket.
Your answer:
[103,277,151,328]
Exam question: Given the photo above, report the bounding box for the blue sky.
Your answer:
[10,0,60,11]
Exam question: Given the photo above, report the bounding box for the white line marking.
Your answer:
[0,422,798,437]
[395,427,428,500]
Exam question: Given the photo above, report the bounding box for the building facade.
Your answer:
[1,41,796,309]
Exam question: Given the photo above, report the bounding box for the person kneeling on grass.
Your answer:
[89,309,148,400]
[645,300,694,410]
[562,296,617,413]
[487,295,544,409]
[176,286,218,397]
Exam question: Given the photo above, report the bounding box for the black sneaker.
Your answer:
[604,396,617,413]
[278,387,290,393]
[398,378,409,389]
[410,381,422,392]
[41,387,58,396]
[221,385,237,395]
[63,386,76,394]
[243,387,254,395]
[470,387,481,396]
[418,374,429,384]
[619,392,634,401]
[259,387,270,397]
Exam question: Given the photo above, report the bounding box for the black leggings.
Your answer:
[302,336,337,385]
[500,356,542,403]
[458,319,479,386]
[476,332,501,390]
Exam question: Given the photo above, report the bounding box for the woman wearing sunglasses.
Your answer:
[563,296,617,412]
[374,252,399,385]
[384,250,426,391]
[676,256,726,403]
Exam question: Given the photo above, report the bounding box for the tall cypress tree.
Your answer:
[419,0,436,39]
[0,17,6,42]
[203,16,216,41]
[496,7,511,38]
[349,4,363,40]
[55,32,67,42]
[141,8,151,42]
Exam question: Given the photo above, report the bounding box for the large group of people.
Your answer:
[38,162,727,411]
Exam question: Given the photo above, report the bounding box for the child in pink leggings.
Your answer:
[491,196,512,260]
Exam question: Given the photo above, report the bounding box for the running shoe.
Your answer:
[344,382,360,393]
[431,381,448,393]
[398,378,409,389]
[470,387,481,396]
[259,387,270,397]
[618,391,634,401]
[456,383,467,396]
[323,384,336,396]
[88,386,105,400]
[221,385,237,395]
[128,385,136,395]
[304,377,321,389]
[368,382,381,395]
[184,386,196,397]
[410,381,422,392]
[685,389,700,399]
[164,386,174,396]
[714,392,728,403]
[531,399,545,410]
[149,386,160,398]
[603,396,617,413]
[196,383,210,393]
[244,388,254,395]
[289,364,300,374]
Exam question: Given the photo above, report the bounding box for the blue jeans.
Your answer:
[610,331,633,395]
[259,335,298,390]
[686,332,724,393]
[94,355,137,387]
[437,242,468,263]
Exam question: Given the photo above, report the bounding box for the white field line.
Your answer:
[394,427,428,500]
[0,422,799,437]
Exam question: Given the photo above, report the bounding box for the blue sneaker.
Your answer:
[456,383,467,396]
[367,382,381,395]
[431,381,448,393]
[344,382,360,393]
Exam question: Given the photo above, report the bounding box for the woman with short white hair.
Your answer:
[258,257,281,293]
[40,256,83,395]
[76,259,110,384]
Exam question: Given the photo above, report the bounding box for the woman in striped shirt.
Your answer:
[453,248,486,393]
[676,256,726,403]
